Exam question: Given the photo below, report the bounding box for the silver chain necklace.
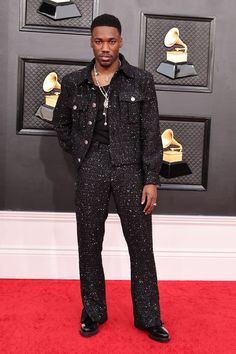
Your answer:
[94,65,110,126]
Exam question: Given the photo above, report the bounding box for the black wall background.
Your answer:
[0,0,236,215]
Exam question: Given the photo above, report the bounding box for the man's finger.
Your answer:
[143,194,152,213]
[141,189,147,204]
[144,198,157,214]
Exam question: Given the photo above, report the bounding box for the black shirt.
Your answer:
[92,84,110,145]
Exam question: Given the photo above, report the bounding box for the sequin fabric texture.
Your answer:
[53,54,163,328]
[53,54,163,186]
[75,141,162,328]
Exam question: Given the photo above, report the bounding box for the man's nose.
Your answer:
[101,42,110,52]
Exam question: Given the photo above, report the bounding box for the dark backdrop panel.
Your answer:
[1,0,236,215]
[141,14,214,92]
[23,0,94,29]
[0,2,9,209]
[17,58,88,134]
[159,117,210,190]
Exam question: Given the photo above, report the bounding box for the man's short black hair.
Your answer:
[91,13,122,35]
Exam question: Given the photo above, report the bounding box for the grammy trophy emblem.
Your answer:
[37,0,81,21]
[157,28,197,79]
[160,129,192,178]
[35,72,61,123]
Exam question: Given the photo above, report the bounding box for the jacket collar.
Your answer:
[76,53,134,86]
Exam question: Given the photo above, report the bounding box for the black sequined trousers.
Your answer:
[75,141,162,328]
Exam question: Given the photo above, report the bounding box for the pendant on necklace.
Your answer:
[103,110,108,125]
[104,97,109,109]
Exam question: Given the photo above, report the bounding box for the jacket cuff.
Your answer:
[144,172,161,187]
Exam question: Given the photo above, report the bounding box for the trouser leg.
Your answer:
[111,163,162,328]
[75,142,111,323]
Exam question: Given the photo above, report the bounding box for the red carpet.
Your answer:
[0,280,236,354]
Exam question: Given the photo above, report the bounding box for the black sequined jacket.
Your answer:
[53,54,163,185]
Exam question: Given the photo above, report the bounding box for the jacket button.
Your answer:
[92,102,96,108]
[78,158,81,163]
[131,96,135,102]
[84,140,89,144]
[88,121,92,125]
[73,105,77,110]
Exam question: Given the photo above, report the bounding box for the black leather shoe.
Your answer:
[147,325,170,343]
[80,311,99,337]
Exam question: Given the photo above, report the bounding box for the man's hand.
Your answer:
[141,184,158,215]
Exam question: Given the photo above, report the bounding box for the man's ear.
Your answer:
[120,37,123,48]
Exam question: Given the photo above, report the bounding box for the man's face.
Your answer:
[90,26,123,67]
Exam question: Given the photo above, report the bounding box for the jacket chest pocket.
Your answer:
[119,92,144,123]
[68,95,89,129]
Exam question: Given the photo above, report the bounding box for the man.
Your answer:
[53,14,170,343]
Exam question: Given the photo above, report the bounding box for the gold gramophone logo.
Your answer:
[165,28,187,63]
[157,27,197,79]
[35,71,61,123]
[162,128,183,163]
[160,128,192,178]
[43,72,61,108]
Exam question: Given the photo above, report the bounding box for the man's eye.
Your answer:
[95,40,101,45]
[110,40,116,45]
